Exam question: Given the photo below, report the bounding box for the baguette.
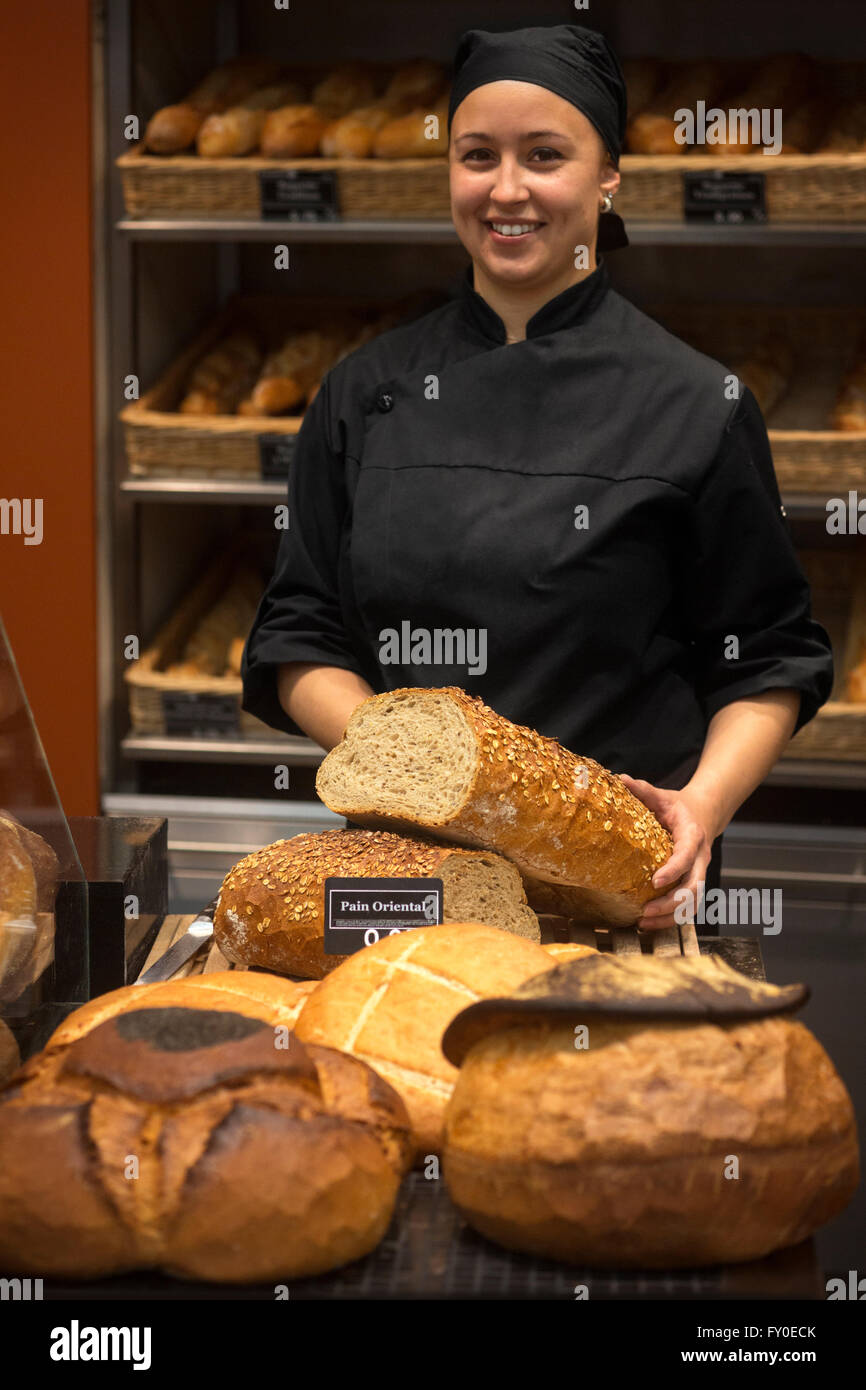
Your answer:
[178,331,263,415]
[260,104,333,157]
[144,57,284,153]
[236,326,349,415]
[373,94,450,157]
[214,827,541,979]
[626,60,727,154]
[710,54,814,156]
[817,99,866,153]
[196,81,306,156]
[312,62,379,115]
[316,687,673,926]
[830,354,866,431]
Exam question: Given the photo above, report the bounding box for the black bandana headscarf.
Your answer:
[447,24,629,251]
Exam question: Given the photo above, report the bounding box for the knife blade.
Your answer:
[136,898,219,985]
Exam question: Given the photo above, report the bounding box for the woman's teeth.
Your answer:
[490,223,538,236]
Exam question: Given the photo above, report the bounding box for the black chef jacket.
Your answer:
[242,258,833,788]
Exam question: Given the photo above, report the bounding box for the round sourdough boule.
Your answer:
[43,971,317,1053]
[0,1003,411,1282]
[0,1018,20,1084]
[214,827,540,979]
[441,960,859,1268]
[294,921,554,1160]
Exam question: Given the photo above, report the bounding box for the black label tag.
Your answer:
[323,876,444,955]
[163,691,240,738]
[259,432,296,480]
[260,169,340,221]
[683,170,766,223]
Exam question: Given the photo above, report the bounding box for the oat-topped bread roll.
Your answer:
[294,921,553,1160]
[0,1002,410,1281]
[43,970,317,1054]
[214,827,540,980]
[441,954,859,1268]
[316,687,673,926]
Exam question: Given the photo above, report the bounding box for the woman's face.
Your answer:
[449,81,620,288]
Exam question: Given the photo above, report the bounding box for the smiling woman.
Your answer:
[242,24,833,932]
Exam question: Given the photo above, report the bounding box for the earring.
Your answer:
[601,193,614,214]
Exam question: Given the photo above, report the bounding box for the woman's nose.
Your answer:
[489,157,529,204]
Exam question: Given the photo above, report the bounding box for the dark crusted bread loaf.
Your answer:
[214,827,540,979]
[0,1002,411,1282]
[316,688,673,926]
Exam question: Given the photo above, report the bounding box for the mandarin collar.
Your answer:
[458,258,610,345]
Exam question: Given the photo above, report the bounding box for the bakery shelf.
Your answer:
[117,217,866,248]
[121,733,323,765]
[120,478,285,504]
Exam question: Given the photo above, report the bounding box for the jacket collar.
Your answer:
[458,257,610,345]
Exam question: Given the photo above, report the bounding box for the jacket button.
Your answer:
[376,390,394,412]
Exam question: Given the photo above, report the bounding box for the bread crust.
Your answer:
[316,688,673,925]
[0,1005,411,1281]
[442,1016,860,1267]
[214,827,539,978]
[294,921,554,1160]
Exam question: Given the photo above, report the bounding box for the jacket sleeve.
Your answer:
[241,372,368,735]
[683,386,834,735]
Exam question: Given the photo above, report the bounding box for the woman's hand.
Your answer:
[617,775,720,931]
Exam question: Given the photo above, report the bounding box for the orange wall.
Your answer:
[0,1,99,814]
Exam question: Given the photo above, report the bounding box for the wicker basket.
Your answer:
[783,548,866,760]
[121,294,388,480]
[125,546,273,739]
[117,145,866,222]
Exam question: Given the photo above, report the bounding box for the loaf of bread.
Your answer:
[44,970,317,1054]
[196,80,306,157]
[144,58,284,153]
[236,326,347,416]
[382,59,446,110]
[165,568,262,678]
[626,61,727,154]
[373,94,450,157]
[0,817,37,921]
[830,353,866,431]
[260,104,334,157]
[179,331,263,415]
[0,995,410,1281]
[214,828,541,980]
[778,96,830,154]
[320,102,401,158]
[0,812,59,912]
[294,921,554,1159]
[312,62,379,115]
[441,954,859,1267]
[316,687,673,926]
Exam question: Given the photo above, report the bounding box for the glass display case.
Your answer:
[0,617,88,1062]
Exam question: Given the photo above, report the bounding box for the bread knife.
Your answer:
[135,898,219,985]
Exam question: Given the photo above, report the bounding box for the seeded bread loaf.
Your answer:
[294,921,554,1160]
[316,688,673,927]
[214,827,540,979]
[0,1003,411,1282]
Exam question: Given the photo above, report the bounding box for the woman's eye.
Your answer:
[462,148,495,162]
[530,147,563,162]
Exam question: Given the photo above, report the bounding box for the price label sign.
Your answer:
[260,169,340,221]
[323,876,444,955]
[162,692,240,738]
[683,170,766,223]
